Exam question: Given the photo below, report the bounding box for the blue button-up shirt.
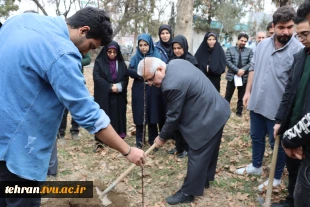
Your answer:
[0,13,110,181]
[248,35,303,120]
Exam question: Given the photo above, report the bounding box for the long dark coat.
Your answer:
[127,34,166,125]
[93,41,128,135]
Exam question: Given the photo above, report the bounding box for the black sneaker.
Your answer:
[167,148,178,154]
[165,190,194,205]
[236,112,242,117]
[177,150,188,158]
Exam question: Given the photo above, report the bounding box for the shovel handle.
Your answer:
[264,135,280,207]
[101,143,157,196]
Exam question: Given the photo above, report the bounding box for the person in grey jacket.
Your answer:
[225,33,253,117]
[137,57,230,205]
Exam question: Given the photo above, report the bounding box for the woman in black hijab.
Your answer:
[155,24,173,63]
[195,32,226,92]
[171,35,198,67]
[93,41,128,151]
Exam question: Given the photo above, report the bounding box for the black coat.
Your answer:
[275,48,310,165]
[93,41,128,134]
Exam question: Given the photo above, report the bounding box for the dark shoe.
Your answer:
[204,181,210,189]
[177,150,188,158]
[236,112,242,117]
[271,199,294,207]
[167,147,178,154]
[71,133,79,140]
[93,141,104,152]
[165,190,194,205]
[153,147,159,152]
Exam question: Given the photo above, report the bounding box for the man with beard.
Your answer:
[239,6,303,191]
[225,33,253,117]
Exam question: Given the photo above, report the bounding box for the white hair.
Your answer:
[137,57,166,77]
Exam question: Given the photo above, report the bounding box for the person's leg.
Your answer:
[58,108,69,138]
[224,80,235,104]
[250,111,267,169]
[285,155,301,206]
[135,124,143,148]
[206,128,223,188]
[266,119,286,180]
[70,118,80,140]
[294,163,310,207]
[147,124,158,146]
[181,130,223,196]
[236,84,246,115]
[208,75,221,92]
[47,139,58,176]
[0,161,41,207]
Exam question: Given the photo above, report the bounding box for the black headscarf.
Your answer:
[158,24,173,58]
[194,32,226,75]
[171,35,198,67]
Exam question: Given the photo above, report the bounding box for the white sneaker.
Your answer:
[235,164,262,175]
[258,178,281,191]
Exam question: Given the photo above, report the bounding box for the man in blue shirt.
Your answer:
[0,7,145,207]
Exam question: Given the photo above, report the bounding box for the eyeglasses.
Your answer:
[295,31,310,40]
[107,50,117,54]
[145,70,157,83]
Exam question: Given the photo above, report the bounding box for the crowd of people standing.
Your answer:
[1,1,310,207]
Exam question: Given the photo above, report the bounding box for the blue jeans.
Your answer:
[250,111,286,179]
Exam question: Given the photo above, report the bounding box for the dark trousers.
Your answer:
[58,108,79,136]
[294,162,310,207]
[48,139,58,176]
[207,74,221,93]
[285,155,301,205]
[0,161,41,207]
[173,130,189,152]
[181,127,223,196]
[225,80,246,114]
[136,124,158,148]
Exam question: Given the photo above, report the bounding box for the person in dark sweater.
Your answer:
[273,2,310,206]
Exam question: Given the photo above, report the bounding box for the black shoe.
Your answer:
[204,181,210,189]
[236,112,242,117]
[93,141,104,152]
[167,147,178,154]
[271,199,294,207]
[165,190,194,205]
[177,150,188,158]
[153,147,159,152]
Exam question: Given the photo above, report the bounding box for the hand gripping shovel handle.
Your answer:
[264,135,280,207]
[99,143,157,197]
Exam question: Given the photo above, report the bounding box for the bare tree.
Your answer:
[32,0,76,17]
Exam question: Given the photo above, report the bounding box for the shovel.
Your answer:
[96,143,157,206]
[257,135,280,207]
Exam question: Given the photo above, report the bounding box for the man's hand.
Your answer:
[282,144,304,160]
[237,69,245,77]
[125,147,146,166]
[155,136,166,148]
[273,123,281,138]
[243,91,250,107]
[111,84,118,93]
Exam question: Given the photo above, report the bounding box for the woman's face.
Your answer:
[207,36,216,48]
[160,29,171,43]
[173,43,184,57]
[138,40,149,54]
[107,48,117,60]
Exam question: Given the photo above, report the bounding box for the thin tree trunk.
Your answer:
[32,0,48,15]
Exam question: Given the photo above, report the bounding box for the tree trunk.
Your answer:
[175,0,194,53]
